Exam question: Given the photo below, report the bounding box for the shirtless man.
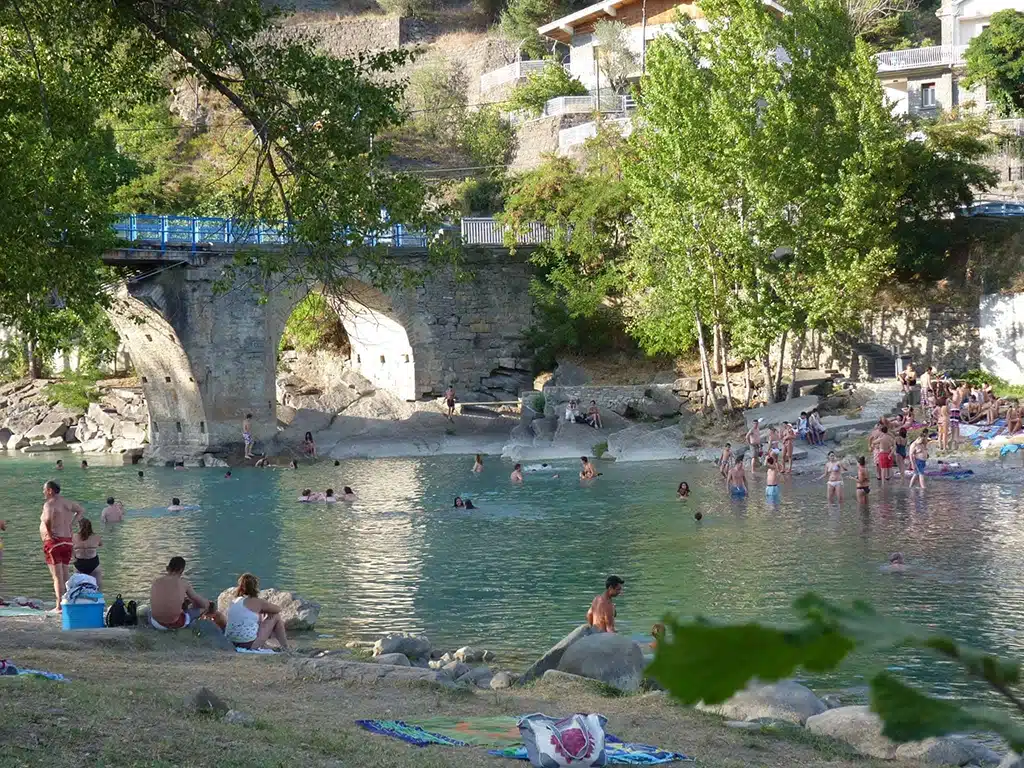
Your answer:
[949,385,964,447]
[908,431,930,489]
[243,413,254,460]
[444,386,457,422]
[920,366,933,405]
[101,497,125,524]
[1008,400,1022,435]
[510,463,524,483]
[781,422,795,473]
[874,426,896,484]
[40,480,84,608]
[579,456,598,480]
[727,456,747,497]
[746,419,762,471]
[149,556,223,630]
[586,575,624,633]
[168,497,185,512]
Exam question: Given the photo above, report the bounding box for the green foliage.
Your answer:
[506,62,588,117]
[498,0,560,59]
[279,293,349,355]
[627,0,904,367]
[475,0,508,23]
[955,369,1024,399]
[45,371,102,412]
[377,0,436,17]
[592,440,608,457]
[408,58,468,144]
[524,288,623,372]
[593,20,639,93]
[531,393,546,412]
[454,178,507,215]
[651,592,1024,753]
[460,106,517,170]
[963,10,1024,117]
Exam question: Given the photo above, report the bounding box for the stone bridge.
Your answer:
[105,247,535,460]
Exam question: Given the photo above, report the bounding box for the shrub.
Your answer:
[454,177,507,215]
[531,393,545,412]
[506,60,587,117]
[280,293,350,355]
[498,0,559,59]
[45,371,102,412]
[377,0,435,17]
[407,57,468,144]
[459,106,516,169]
[593,20,639,93]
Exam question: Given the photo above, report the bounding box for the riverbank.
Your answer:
[0,622,893,768]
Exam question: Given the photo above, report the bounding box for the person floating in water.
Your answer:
[341,487,356,501]
[510,463,523,483]
[224,471,232,479]
[243,413,254,460]
[855,457,870,503]
[80,460,88,470]
[101,497,125,524]
[764,456,780,502]
[579,456,598,481]
[727,456,747,497]
[818,451,846,503]
[324,489,336,503]
[882,552,906,572]
[677,482,690,499]
[168,498,187,512]
[587,575,624,633]
[472,454,483,473]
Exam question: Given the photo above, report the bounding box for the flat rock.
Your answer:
[490,671,515,690]
[612,424,687,463]
[187,687,229,715]
[520,624,595,683]
[805,705,897,759]
[202,453,229,468]
[26,419,69,441]
[1000,752,1023,768]
[547,361,589,387]
[696,681,826,726]
[223,709,255,726]
[292,658,453,688]
[375,653,411,667]
[555,632,646,692]
[442,661,471,678]
[744,396,820,429]
[895,736,1002,766]
[373,633,432,660]
[605,423,657,459]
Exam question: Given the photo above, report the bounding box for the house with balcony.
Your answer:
[876,0,1024,116]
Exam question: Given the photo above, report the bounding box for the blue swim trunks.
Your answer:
[730,486,746,498]
[765,485,781,501]
[915,459,926,474]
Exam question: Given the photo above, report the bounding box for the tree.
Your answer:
[593,20,640,93]
[963,10,1024,117]
[407,57,469,146]
[627,0,905,404]
[506,62,588,117]
[498,0,561,59]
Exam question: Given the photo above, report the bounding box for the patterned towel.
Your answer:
[0,660,67,681]
[356,716,523,748]
[489,735,694,765]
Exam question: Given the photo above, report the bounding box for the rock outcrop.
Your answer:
[216,588,320,631]
[555,632,646,692]
[804,706,897,759]
[520,624,596,683]
[696,681,826,726]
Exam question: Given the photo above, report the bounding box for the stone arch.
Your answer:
[269,278,433,403]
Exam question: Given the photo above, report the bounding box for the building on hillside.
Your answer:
[875,0,1024,116]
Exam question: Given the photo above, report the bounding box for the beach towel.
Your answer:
[1001,444,1022,456]
[0,660,67,681]
[356,718,693,763]
[356,716,524,747]
[490,736,694,765]
[235,647,276,655]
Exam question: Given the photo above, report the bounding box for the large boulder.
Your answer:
[87,402,119,436]
[895,737,1002,766]
[547,361,589,388]
[743,396,819,429]
[216,587,320,631]
[6,433,28,451]
[454,646,486,663]
[0,427,12,448]
[604,424,657,459]
[555,632,646,692]
[374,653,411,667]
[520,624,596,683]
[26,419,70,442]
[805,706,897,759]
[202,454,229,468]
[696,681,826,726]
[120,421,148,443]
[72,437,110,454]
[490,671,516,690]
[292,658,452,687]
[612,424,687,462]
[372,633,432,660]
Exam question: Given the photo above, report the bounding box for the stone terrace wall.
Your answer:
[286,16,402,57]
[510,114,593,172]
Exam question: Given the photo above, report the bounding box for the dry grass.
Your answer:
[0,622,894,768]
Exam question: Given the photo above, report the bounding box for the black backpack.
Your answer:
[125,599,138,626]
[106,595,128,627]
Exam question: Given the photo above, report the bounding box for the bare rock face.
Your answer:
[805,706,898,760]
[555,633,646,693]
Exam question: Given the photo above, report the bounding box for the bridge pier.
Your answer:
[106,249,536,460]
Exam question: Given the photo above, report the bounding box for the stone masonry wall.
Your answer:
[510,114,593,172]
[287,16,402,57]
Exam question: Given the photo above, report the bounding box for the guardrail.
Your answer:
[874,45,966,73]
[479,59,553,92]
[111,214,552,251]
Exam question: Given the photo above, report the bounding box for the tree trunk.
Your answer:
[775,330,788,396]
[712,323,723,375]
[762,354,775,404]
[695,309,722,417]
[26,337,40,380]
[787,335,806,400]
[719,336,734,411]
[743,360,753,409]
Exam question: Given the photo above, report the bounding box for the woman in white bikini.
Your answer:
[817,451,847,503]
[224,573,289,651]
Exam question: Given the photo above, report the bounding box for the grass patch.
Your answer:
[593,440,608,458]
[43,371,102,412]
[531,393,545,413]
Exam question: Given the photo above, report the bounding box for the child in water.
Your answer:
[677,482,690,499]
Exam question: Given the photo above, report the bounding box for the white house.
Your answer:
[876,0,1024,116]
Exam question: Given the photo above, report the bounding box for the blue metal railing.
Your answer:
[111,214,431,252]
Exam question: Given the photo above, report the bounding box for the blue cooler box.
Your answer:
[61,594,106,630]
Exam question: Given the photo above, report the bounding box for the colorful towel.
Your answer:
[0,660,67,681]
[235,647,276,655]
[1001,444,1022,456]
[356,716,523,748]
[490,735,694,765]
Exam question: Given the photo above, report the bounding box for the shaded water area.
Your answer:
[2,453,1024,707]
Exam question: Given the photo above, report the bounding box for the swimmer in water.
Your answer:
[101,497,125,524]
[168,497,184,512]
[334,460,340,466]
[727,456,747,497]
[472,454,483,472]
[298,489,312,502]
[677,482,690,499]
[81,460,88,469]
[341,486,356,501]
[464,498,476,509]
[56,459,64,471]
[174,461,186,471]
[694,511,703,521]
[138,471,144,479]
[510,463,523,483]
[289,460,299,470]
[882,552,907,572]
[454,496,465,508]
[324,489,336,503]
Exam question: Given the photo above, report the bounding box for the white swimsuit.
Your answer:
[225,597,260,644]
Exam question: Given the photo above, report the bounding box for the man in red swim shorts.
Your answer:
[39,480,84,609]
[874,426,896,485]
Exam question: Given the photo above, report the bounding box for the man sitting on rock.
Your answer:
[149,556,224,631]
[587,575,624,633]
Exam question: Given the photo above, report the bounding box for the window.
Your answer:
[921,82,936,109]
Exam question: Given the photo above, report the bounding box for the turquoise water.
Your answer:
[2,453,1023,706]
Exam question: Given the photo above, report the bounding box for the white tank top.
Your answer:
[225,596,260,643]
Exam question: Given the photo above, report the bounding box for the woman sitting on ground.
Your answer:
[303,432,316,458]
[72,518,103,590]
[224,573,289,651]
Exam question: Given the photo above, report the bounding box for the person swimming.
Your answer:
[224,471,232,479]
[677,482,690,499]
[324,489,336,503]
[694,511,703,521]
[168,498,184,512]
[289,460,299,469]
[454,496,465,508]
[298,489,313,502]
[341,486,356,501]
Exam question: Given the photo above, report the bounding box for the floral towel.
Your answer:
[356,716,523,747]
[489,735,694,765]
